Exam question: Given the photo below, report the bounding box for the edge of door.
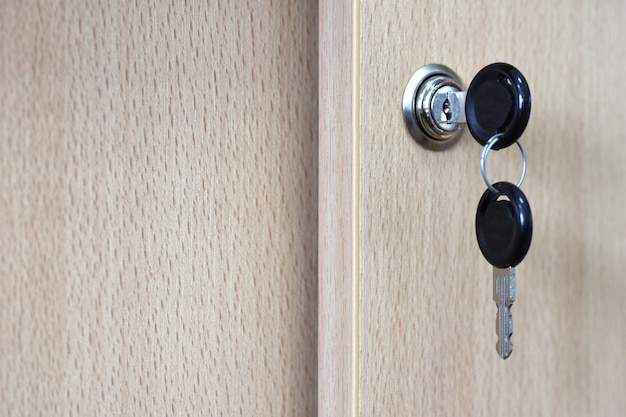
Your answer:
[318,1,360,416]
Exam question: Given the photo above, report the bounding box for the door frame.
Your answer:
[318,1,360,416]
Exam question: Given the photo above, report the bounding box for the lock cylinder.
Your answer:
[403,64,466,151]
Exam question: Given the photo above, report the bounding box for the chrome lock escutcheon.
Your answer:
[402,64,466,151]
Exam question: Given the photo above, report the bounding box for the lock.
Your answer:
[403,63,531,151]
[402,64,465,151]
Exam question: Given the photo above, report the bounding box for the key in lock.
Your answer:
[403,63,531,151]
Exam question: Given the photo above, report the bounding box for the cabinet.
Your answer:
[2,1,625,416]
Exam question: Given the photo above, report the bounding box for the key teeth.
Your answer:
[495,321,514,359]
[493,267,516,359]
[496,341,513,359]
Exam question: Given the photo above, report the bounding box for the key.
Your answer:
[476,181,532,359]
[465,63,531,150]
[432,90,466,126]
[430,63,531,147]
[402,62,530,151]
[493,266,515,359]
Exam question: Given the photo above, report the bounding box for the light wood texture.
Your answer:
[0,1,317,415]
[356,1,626,416]
[319,1,626,416]
[318,1,359,417]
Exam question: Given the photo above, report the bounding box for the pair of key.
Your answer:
[462,63,534,359]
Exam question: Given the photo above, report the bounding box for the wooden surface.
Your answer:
[0,1,318,415]
[319,0,626,416]
[318,1,359,417]
[355,1,626,416]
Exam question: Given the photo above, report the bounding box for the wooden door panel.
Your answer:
[0,1,318,415]
[320,1,626,416]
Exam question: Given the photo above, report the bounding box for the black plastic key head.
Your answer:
[475,182,533,268]
[466,63,531,150]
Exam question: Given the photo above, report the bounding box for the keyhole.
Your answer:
[442,98,452,122]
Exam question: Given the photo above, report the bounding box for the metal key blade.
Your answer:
[493,266,516,359]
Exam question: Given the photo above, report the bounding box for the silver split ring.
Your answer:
[480,133,527,194]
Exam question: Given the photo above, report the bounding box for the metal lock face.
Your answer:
[402,64,465,151]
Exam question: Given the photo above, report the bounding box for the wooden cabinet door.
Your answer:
[0,1,317,415]
[319,1,626,416]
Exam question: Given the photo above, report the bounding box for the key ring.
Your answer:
[480,133,527,194]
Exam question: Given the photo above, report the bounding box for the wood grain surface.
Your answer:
[0,1,318,415]
[356,1,626,416]
[318,1,359,417]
